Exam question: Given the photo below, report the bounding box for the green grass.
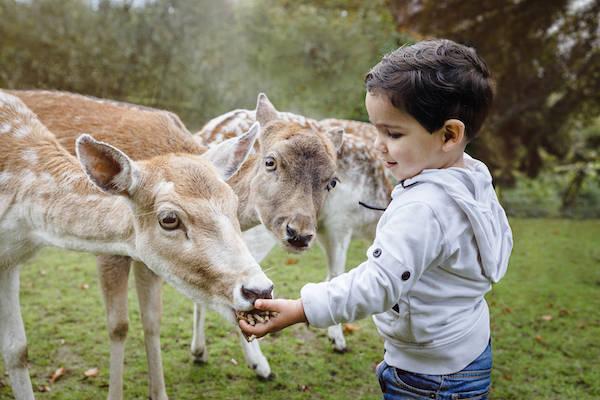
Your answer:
[1,218,599,399]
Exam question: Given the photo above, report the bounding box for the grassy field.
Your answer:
[1,218,599,399]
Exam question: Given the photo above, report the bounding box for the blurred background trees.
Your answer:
[0,0,598,217]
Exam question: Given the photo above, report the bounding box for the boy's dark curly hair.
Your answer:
[365,39,493,141]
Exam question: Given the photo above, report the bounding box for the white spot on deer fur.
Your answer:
[0,91,15,103]
[13,125,31,139]
[0,122,10,134]
[22,149,38,164]
[20,170,36,187]
[153,181,174,196]
[85,194,103,202]
[40,172,55,184]
[0,171,13,187]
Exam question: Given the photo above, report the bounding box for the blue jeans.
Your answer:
[376,340,492,400]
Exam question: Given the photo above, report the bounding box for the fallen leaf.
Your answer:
[26,282,34,288]
[535,335,545,344]
[84,367,99,378]
[501,307,512,314]
[285,258,298,265]
[577,323,585,329]
[38,385,52,392]
[343,323,361,333]
[558,309,572,317]
[502,374,514,381]
[80,284,89,290]
[297,384,310,392]
[49,367,65,383]
[541,315,553,321]
[230,358,238,366]
[40,269,47,276]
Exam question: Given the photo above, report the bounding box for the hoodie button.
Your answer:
[401,271,411,281]
[373,248,382,258]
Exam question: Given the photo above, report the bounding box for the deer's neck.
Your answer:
[15,140,136,256]
[226,153,261,230]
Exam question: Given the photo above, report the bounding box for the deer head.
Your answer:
[251,94,344,253]
[75,127,271,319]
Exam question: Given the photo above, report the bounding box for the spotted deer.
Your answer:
[0,90,274,400]
[11,90,343,397]
[198,106,393,352]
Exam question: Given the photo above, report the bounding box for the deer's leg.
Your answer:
[190,302,208,363]
[132,261,167,400]
[237,328,272,379]
[318,227,353,353]
[0,265,34,400]
[97,255,131,400]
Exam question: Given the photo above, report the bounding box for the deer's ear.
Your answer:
[76,134,140,196]
[201,122,259,181]
[324,127,344,151]
[255,93,278,125]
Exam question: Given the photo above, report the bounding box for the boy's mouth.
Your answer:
[384,161,397,168]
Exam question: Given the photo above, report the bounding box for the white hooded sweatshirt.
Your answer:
[301,154,513,374]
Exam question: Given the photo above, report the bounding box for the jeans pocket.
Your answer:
[390,368,438,399]
[450,389,489,400]
[445,369,491,399]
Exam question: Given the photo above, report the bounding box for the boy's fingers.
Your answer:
[238,319,272,338]
[253,298,279,311]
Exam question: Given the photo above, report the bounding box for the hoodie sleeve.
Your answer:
[301,202,446,328]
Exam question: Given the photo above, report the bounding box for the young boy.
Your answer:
[240,38,513,399]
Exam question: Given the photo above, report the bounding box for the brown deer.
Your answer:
[0,90,273,400]
[198,108,393,353]
[11,90,343,398]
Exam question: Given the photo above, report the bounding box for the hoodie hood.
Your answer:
[398,153,513,283]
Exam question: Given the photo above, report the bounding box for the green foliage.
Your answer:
[230,0,409,122]
[501,170,600,218]
[1,219,599,398]
[0,0,408,128]
[388,0,600,181]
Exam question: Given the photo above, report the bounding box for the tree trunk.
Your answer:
[561,166,586,212]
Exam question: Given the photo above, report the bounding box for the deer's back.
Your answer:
[10,90,206,160]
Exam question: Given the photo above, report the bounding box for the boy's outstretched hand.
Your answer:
[239,298,307,338]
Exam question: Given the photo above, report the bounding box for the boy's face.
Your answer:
[366,91,445,181]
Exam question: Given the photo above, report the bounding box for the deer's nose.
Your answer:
[241,284,274,304]
[286,225,313,248]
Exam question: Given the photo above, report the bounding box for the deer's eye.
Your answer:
[265,156,277,171]
[326,177,339,192]
[158,210,180,230]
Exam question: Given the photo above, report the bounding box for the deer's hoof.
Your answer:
[257,372,276,381]
[191,348,208,364]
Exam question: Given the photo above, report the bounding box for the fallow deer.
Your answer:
[0,90,273,400]
[11,90,344,397]
[198,107,393,353]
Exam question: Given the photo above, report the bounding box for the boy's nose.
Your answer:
[373,135,387,153]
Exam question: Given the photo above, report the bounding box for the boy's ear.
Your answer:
[441,119,465,151]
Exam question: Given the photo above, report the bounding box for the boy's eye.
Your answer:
[388,132,404,139]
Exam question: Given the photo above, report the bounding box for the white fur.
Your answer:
[0,122,11,134]
[21,149,38,165]
[12,125,31,139]
[0,171,12,187]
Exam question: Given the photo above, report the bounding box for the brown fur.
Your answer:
[8,90,204,157]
